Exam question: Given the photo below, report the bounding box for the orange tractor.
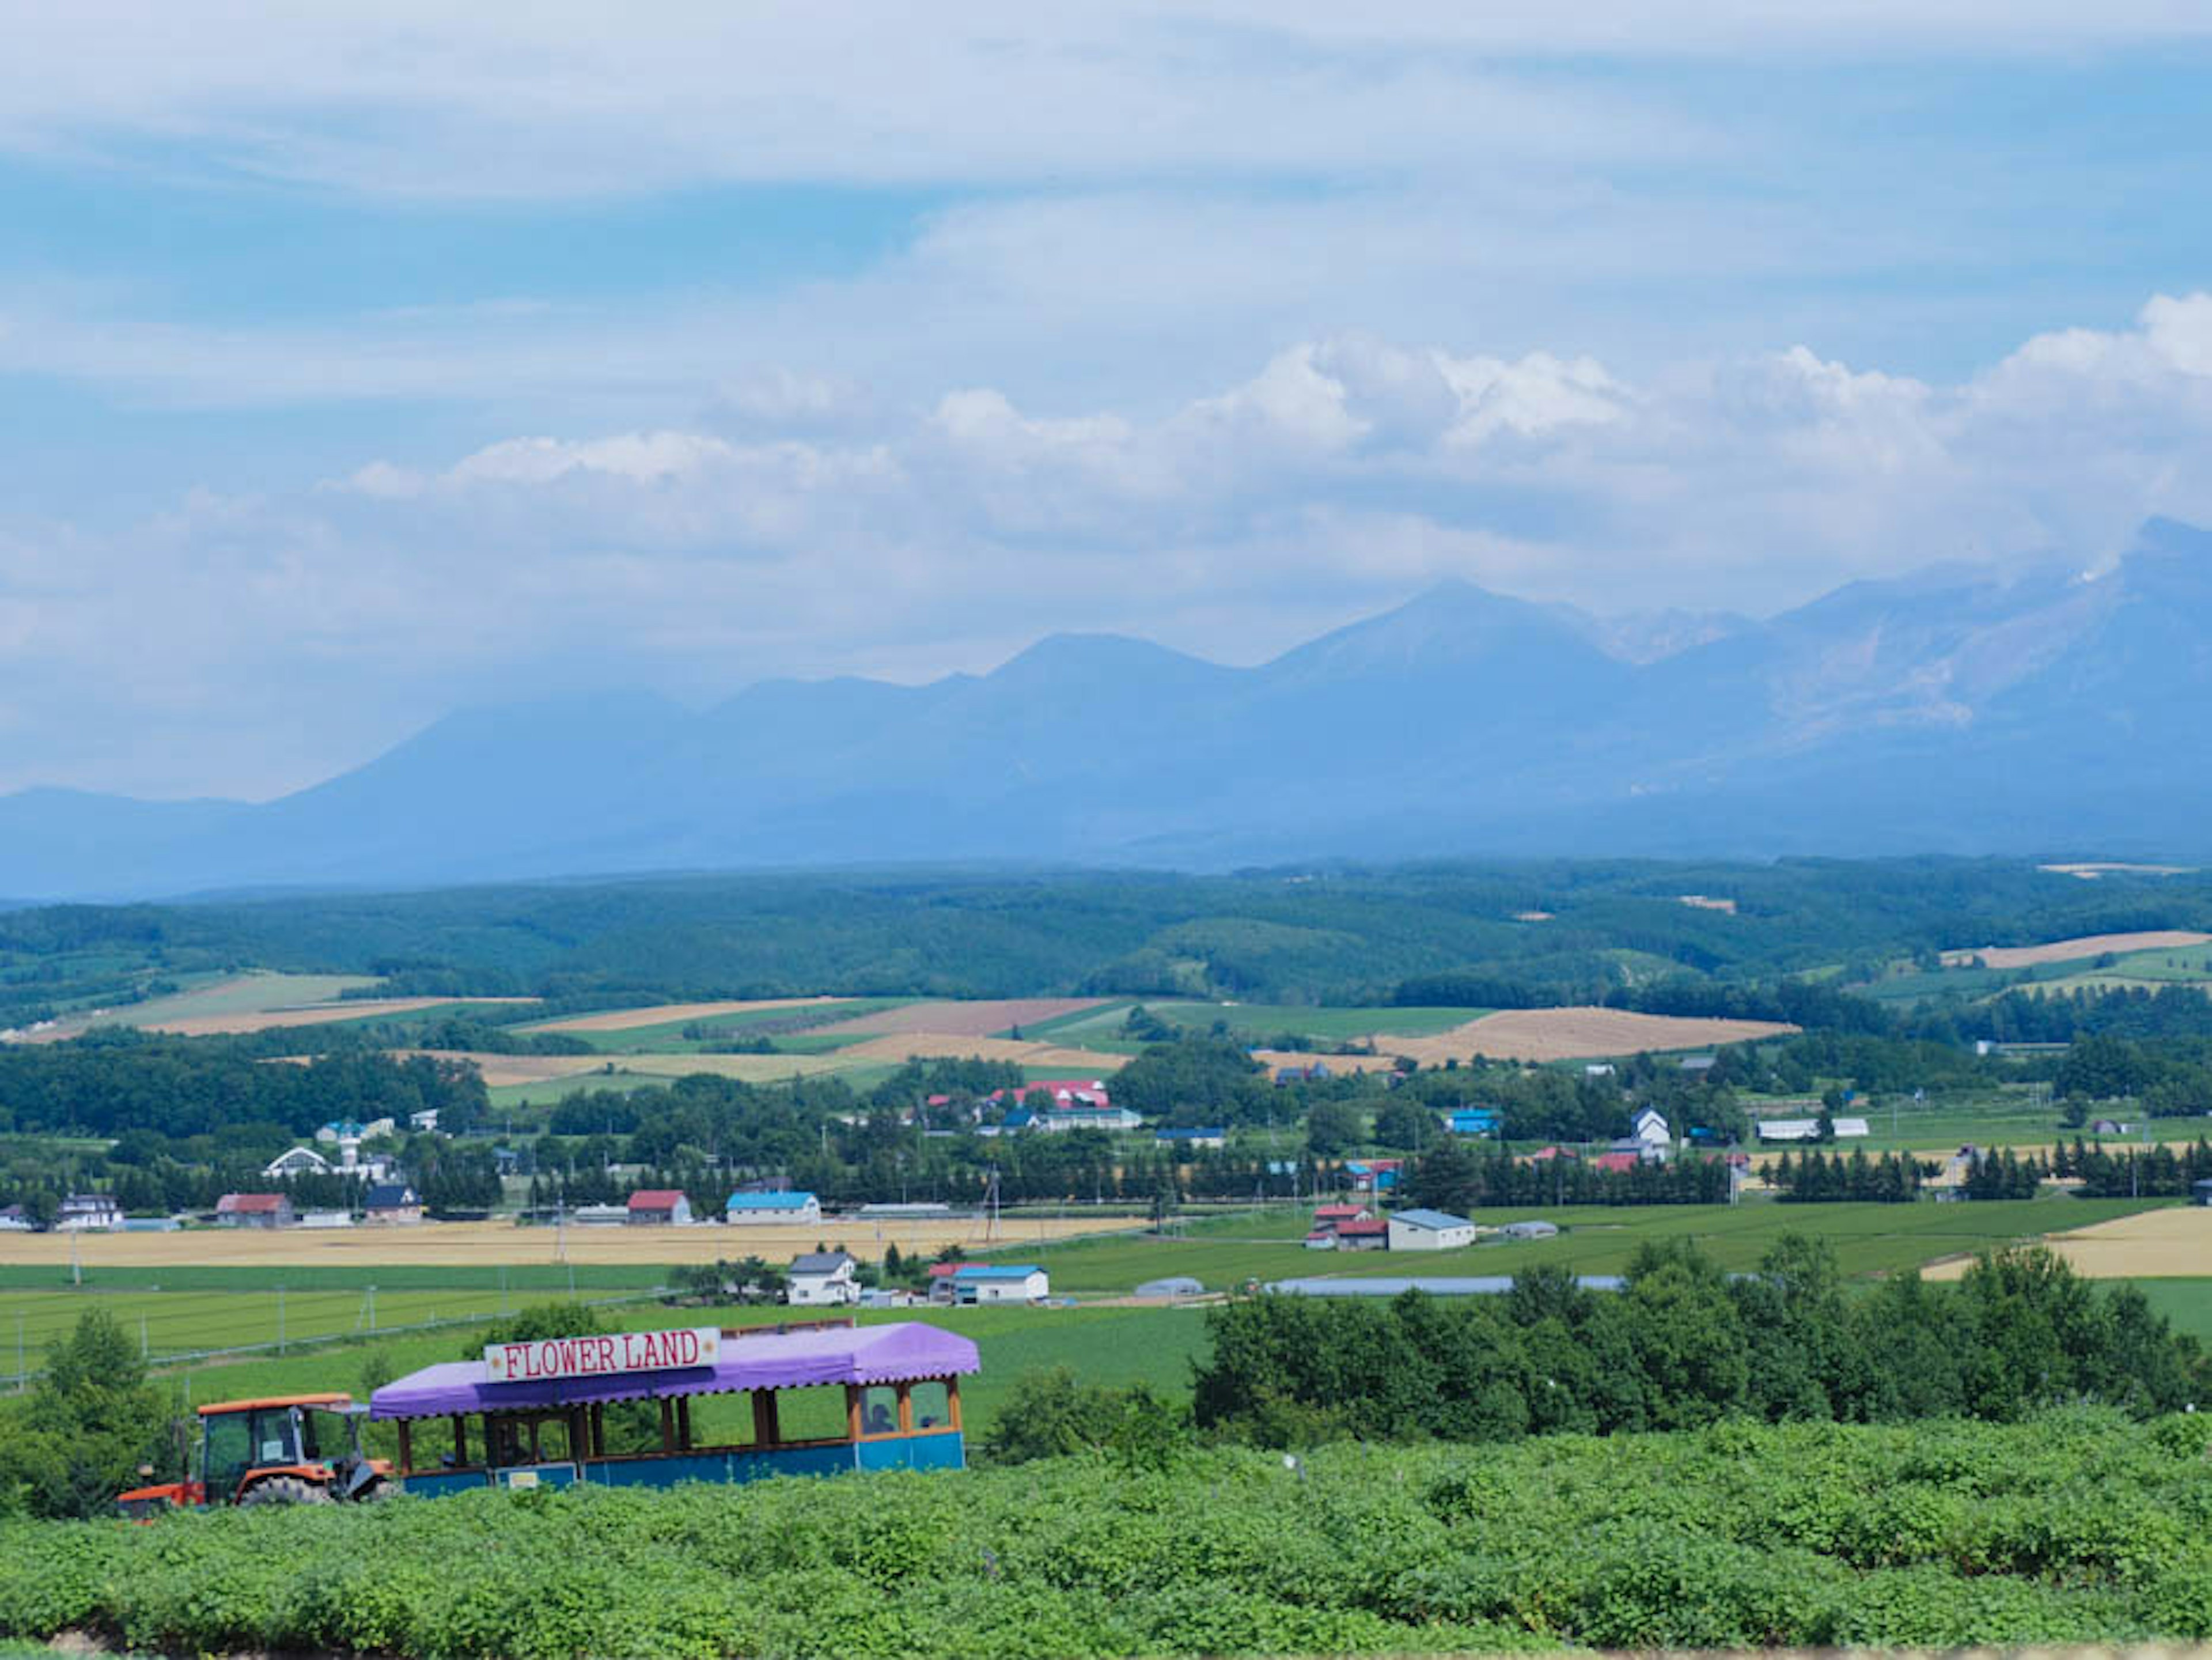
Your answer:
[117,1393,395,1515]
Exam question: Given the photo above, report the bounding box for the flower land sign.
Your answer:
[485,1326,721,1382]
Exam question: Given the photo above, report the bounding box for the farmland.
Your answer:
[1922,1203,2212,1281]
[1381,1006,1798,1063]
[7,1412,2212,1656]
[1940,929,2212,970]
[967,1196,2177,1292]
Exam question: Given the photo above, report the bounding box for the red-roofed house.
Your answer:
[1524,1145,1578,1163]
[216,1193,294,1230]
[1590,1152,1639,1175]
[1331,1217,1389,1251]
[1312,1203,1370,1225]
[626,1189,693,1226]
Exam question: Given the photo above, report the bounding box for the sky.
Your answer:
[6,5,2212,800]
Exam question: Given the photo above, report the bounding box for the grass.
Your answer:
[2133,1276,2212,1340]
[552,999,912,1054]
[997,1196,2175,1293]
[86,971,381,1027]
[486,1069,675,1109]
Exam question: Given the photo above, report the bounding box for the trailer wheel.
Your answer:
[240,1476,332,1506]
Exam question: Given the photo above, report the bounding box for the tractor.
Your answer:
[116,1393,395,1515]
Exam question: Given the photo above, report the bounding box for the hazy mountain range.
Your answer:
[9,518,2211,901]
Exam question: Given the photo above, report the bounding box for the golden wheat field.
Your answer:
[1374,1006,1797,1064]
[0,1215,1136,1272]
[384,1050,613,1088]
[1940,930,2212,970]
[1923,1205,2212,1280]
[525,997,854,1034]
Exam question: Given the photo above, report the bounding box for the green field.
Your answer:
[484,1069,676,1109]
[87,971,382,1028]
[2136,1276,2212,1339]
[546,999,914,1054]
[1006,1196,2175,1292]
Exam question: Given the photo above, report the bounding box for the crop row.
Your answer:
[2,1408,2209,1657]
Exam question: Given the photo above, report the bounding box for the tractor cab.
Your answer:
[118,1393,392,1516]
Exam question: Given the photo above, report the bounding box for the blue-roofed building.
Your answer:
[726,1190,823,1225]
[1442,1108,1499,1137]
[949,1264,1050,1304]
[1345,1159,1402,1194]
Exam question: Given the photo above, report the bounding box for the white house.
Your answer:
[1631,1107,1671,1147]
[1387,1209,1478,1251]
[264,1146,331,1179]
[725,1191,823,1225]
[949,1264,1050,1304]
[787,1250,861,1306]
[57,1194,123,1231]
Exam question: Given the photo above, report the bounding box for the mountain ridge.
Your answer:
[10,520,2210,898]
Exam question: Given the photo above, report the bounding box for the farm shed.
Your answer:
[1155,1128,1228,1149]
[2194,1179,2212,1207]
[215,1193,294,1230]
[1331,1218,1389,1251]
[363,1183,422,1224]
[726,1190,822,1224]
[1443,1109,1499,1136]
[1499,1219,1559,1240]
[1387,1208,1478,1251]
[789,1251,861,1307]
[949,1265,1050,1304]
[626,1190,692,1226]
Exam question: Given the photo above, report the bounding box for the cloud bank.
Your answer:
[6,294,2212,799]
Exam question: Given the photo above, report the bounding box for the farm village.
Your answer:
[5,869,2212,1652]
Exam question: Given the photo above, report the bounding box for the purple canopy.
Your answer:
[370,1321,979,1420]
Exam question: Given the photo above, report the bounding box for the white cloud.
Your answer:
[12,293,2212,799]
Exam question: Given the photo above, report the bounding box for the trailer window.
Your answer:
[858,1386,899,1438]
[909,1381,950,1430]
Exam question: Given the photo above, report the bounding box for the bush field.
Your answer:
[3,1411,2210,1657]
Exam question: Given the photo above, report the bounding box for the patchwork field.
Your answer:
[525,997,854,1034]
[0,1215,1142,1274]
[618,1052,859,1083]
[810,998,1107,1038]
[1940,929,2212,970]
[1923,1203,2212,1280]
[1377,1005,1798,1063]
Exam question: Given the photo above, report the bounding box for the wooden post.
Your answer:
[846,1385,864,1443]
[396,1420,413,1476]
[896,1383,914,1435]
[589,1404,605,1459]
[752,1390,779,1449]
[946,1378,963,1434]
[675,1396,692,1451]
[569,1407,588,1465]
[657,1397,675,1453]
[452,1415,468,1468]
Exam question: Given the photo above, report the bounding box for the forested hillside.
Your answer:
[10,858,2212,1021]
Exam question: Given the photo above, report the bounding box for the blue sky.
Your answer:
[4,5,2212,798]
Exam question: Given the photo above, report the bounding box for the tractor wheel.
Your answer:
[240,1475,332,1506]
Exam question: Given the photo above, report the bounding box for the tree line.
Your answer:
[1194,1239,2206,1446]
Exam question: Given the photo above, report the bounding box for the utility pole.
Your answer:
[368,1284,377,1332]
[277,1287,286,1356]
[141,1313,149,1359]
[69,1228,81,1287]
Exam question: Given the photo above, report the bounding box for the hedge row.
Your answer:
[2,1409,2209,1657]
